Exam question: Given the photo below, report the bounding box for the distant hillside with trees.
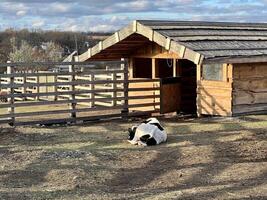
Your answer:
[0,29,111,63]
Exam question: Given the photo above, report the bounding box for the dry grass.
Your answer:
[0,115,266,200]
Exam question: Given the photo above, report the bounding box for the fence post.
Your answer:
[36,73,40,101]
[54,74,58,101]
[121,58,129,118]
[22,73,26,100]
[89,74,95,108]
[69,61,77,121]
[111,72,117,106]
[7,61,15,126]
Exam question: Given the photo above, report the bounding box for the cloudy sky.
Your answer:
[0,0,266,32]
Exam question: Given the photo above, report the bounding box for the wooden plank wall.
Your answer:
[160,82,181,114]
[127,42,178,113]
[197,64,233,116]
[232,63,267,115]
[128,79,160,112]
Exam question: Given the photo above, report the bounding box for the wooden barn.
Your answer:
[76,20,267,117]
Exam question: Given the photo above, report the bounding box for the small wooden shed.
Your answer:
[76,20,267,117]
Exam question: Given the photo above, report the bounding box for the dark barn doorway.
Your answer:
[178,59,197,114]
[160,59,197,115]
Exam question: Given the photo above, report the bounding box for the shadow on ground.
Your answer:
[0,115,266,200]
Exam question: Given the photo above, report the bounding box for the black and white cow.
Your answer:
[127,118,167,146]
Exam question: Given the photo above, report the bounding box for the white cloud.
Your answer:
[110,16,129,23]
[117,0,150,11]
[0,0,266,31]
[16,10,27,16]
[57,16,129,32]
[32,19,45,28]
[67,25,80,32]
[1,2,28,13]
[50,2,71,13]
[89,24,115,32]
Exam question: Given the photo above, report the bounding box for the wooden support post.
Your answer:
[69,62,76,120]
[152,58,157,109]
[173,58,177,77]
[197,64,201,81]
[121,58,129,118]
[45,75,48,100]
[7,61,15,126]
[54,74,58,101]
[22,74,26,100]
[152,58,156,79]
[223,63,228,82]
[196,64,202,117]
[89,74,95,108]
[36,74,40,101]
[111,72,117,106]
[227,64,233,83]
[228,64,233,115]
[129,58,133,78]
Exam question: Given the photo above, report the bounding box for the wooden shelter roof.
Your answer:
[76,20,267,64]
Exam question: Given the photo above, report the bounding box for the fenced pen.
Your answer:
[0,61,160,126]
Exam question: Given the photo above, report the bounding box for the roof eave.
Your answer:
[76,21,204,65]
[203,55,267,64]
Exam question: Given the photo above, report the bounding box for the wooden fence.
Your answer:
[0,61,160,126]
[57,66,124,107]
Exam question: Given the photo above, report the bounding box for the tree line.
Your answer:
[0,28,111,63]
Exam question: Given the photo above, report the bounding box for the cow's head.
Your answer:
[128,126,137,140]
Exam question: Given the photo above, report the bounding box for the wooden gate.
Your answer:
[160,77,181,114]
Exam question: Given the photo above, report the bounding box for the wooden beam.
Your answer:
[222,63,228,82]
[115,32,120,42]
[129,57,134,78]
[99,41,103,51]
[227,64,233,83]
[197,64,201,81]
[88,49,92,57]
[133,51,179,59]
[165,38,171,50]
[7,61,15,125]
[173,58,177,77]
[69,61,77,119]
[107,43,146,47]
[152,58,156,79]
[78,20,202,64]
[133,20,137,32]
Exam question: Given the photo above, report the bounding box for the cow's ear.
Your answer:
[143,118,152,124]
[150,123,164,131]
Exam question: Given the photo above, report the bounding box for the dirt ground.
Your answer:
[0,115,266,200]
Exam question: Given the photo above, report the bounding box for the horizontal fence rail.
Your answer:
[0,61,161,126]
[0,61,126,68]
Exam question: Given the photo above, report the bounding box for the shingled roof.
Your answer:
[77,20,267,64]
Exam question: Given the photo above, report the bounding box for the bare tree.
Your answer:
[8,38,63,71]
